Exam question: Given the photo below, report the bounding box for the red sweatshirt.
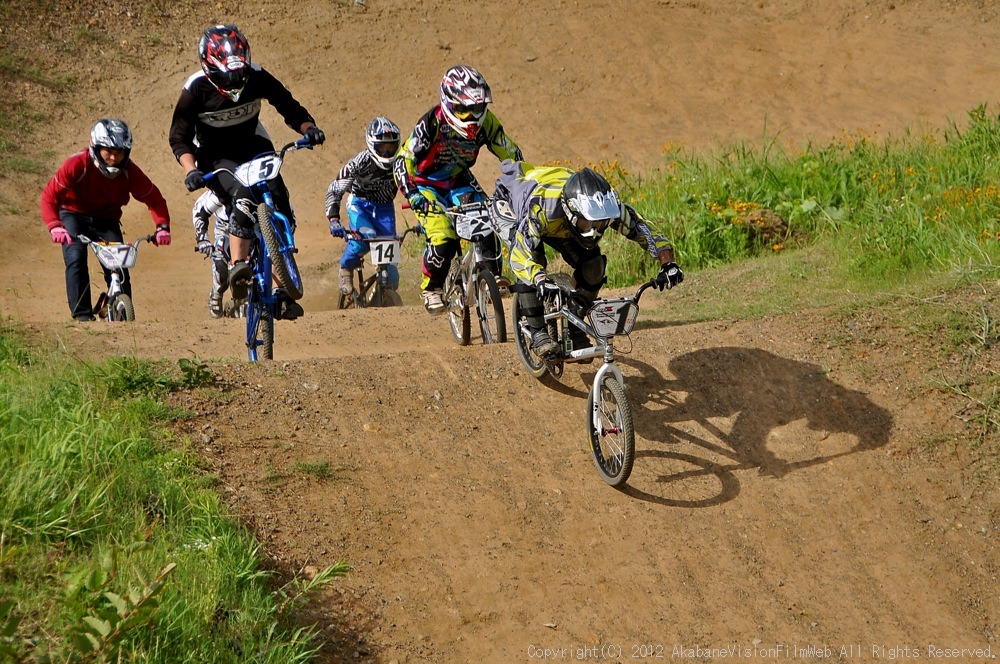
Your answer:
[39,149,170,231]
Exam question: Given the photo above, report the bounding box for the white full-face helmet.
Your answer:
[439,65,492,139]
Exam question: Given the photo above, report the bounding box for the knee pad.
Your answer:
[576,254,607,293]
[424,239,459,273]
[230,197,256,240]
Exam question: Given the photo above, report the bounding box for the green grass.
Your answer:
[0,327,346,661]
[593,105,1000,289]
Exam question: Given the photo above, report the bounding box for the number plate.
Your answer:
[454,208,494,241]
[234,154,282,187]
[586,299,638,338]
[369,240,400,265]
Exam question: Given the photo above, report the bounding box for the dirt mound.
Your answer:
[2,0,999,661]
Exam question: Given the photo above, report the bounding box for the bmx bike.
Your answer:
[78,233,158,322]
[512,274,666,487]
[338,226,420,309]
[442,202,507,345]
[203,137,316,361]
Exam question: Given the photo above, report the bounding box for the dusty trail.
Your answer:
[2,1,998,661]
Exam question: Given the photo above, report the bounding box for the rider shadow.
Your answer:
[617,347,894,507]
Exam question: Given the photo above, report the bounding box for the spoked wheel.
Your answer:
[108,294,135,322]
[587,375,635,487]
[512,292,548,378]
[445,258,470,345]
[257,202,303,300]
[247,300,274,362]
[475,269,506,344]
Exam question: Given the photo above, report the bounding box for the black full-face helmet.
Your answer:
[560,168,622,247]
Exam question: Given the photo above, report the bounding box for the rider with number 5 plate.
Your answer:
[489,160,684,358]
[169,23,326,321]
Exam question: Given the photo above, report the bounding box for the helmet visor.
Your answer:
[373,141,399,159]
[453,102,487,121]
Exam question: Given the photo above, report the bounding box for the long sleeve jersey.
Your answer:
[324,150,398,219]
[496,160,672,284]
[39,150,170,231]
[191,190,230,242]
[393,105,522,199]
[169,64,315,165]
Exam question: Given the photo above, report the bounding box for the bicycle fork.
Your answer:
[590,361,626,435]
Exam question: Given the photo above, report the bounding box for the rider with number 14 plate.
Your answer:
[326,117,402,295]
[489,161,684,358]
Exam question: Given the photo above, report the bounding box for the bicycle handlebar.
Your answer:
[202,137,316,186]
[78,234,158,246]
[342,225,421,243]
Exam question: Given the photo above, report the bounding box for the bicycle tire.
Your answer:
[476,269,506,344]
[109,294,135,322]
[445,257,470,345]
[259,310,274,360]
[512,293,547,378]
[247,303,274,361]
[587,375,635,487]
[257,202,303,300]
[371,288,403,307]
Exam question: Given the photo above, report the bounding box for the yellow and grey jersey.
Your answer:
[496,160,672,284]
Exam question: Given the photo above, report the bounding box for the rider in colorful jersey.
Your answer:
[490,160,684,357]
[394,64,522,314]
[191,190,232,318]
[40,119,171,321]
[169,23,325,320]
[326,117,402,295]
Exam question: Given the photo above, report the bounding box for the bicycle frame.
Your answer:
[203,137,313,360]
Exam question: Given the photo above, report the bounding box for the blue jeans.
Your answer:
[341,196,398,289]
[58,210,128,319]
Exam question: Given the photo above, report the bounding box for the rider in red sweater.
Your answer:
[40,119,171,321]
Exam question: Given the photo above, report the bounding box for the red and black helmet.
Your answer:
[199,24,251,101]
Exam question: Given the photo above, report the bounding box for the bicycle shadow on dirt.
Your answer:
[617,347,894,507]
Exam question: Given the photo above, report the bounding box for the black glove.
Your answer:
[656,262,684,291]
[535,277,561,303]
[304,125,325,146]
[184,169,205,192]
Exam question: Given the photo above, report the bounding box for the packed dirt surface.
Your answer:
[2,0,999,661]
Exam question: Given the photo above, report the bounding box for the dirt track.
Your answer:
[2,1,999,661]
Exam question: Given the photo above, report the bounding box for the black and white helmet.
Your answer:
[89,118,133,179]
[365,117,400,169]
[560,168,622,248]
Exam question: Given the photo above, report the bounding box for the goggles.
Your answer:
[575,216,614,235]
[453,102,487,121]
[373,141,399,158]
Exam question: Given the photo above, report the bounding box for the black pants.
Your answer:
[59,210,128,319]
[519,236,604,329]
